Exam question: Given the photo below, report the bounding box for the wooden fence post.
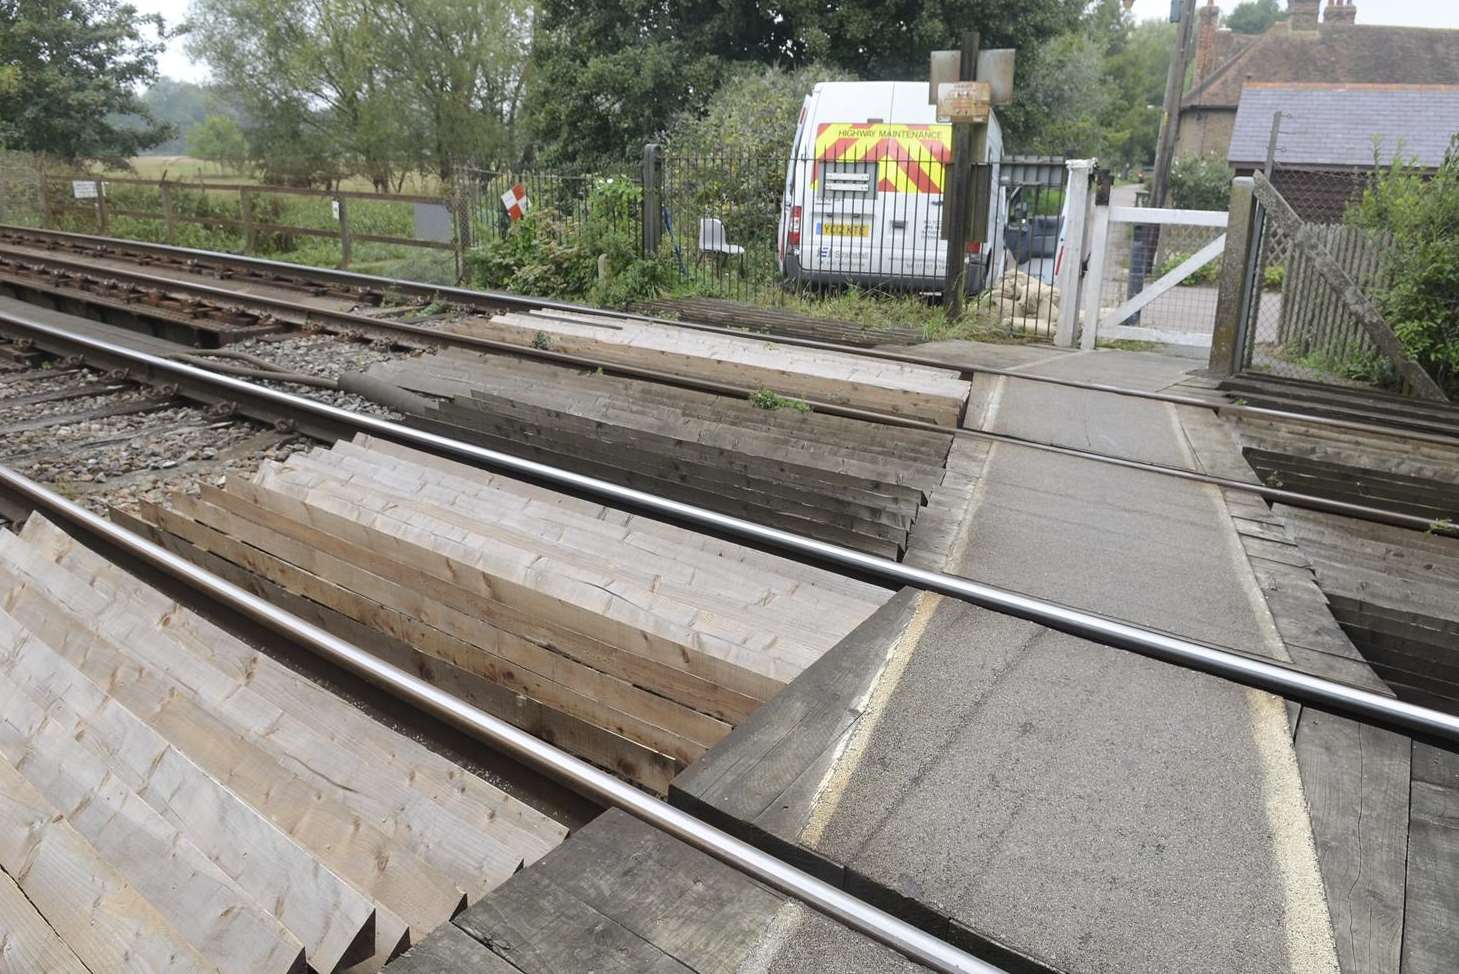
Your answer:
[240,189,256,254]
[94,180,108,235]
[335,196,351,269]
[36,169,50,227]
[641,143,662,259]
[159,181,177,244]
[1209,177,1257,376]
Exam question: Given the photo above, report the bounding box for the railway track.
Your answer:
[4,222,1456,443]
[0,228,1452,539]
[2,233,1458,973]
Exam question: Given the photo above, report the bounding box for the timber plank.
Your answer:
[0,551,463,941]
[0,657,308,974]
[1401,749,1459,974]
[453,866,692,974]
[217,476,766,721]
[249,465,794,701]
[283,449,876,643]
[111,508,680,793]
[0,545,379,974]
[386,923,522,974]
[1293,710,1410,974]
[141,498,707,777]
[330,441,887,617]
[0,752,221,974]
[350,435,889,604]
[0,869,90,974]
[672,589,927,828]
[0,535,532,893]
[26,514,568,859]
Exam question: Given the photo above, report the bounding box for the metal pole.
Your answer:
[0,463,1001,974]
[1,309,1456,751]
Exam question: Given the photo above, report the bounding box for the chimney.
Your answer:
[1289,0,1320,31]
[1324,0,1357,24]
[1194,0,1223,84]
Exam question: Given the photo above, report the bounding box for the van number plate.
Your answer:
[821,223,870,238]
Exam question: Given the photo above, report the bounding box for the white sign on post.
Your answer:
[937,81,993,124]
[331,199,341,220]
[72,180,98,199]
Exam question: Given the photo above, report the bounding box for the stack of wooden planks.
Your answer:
[363,350,952,558]
[0,512,569,973]
[121,435,892,794]
[633,296,927,347]
[1280,505,1459,715]
[442,308,970,426]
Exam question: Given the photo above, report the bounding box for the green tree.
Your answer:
[1226,0,1287,35]
[188,114,248,172]
[139,79,216,155]
[188,0,524,183]
[1014,32,1112,157]
[0,0,175,162]
[525,0,1084,165]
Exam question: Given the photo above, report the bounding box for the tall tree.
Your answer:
[525,0,1084,165]
[0,0,174,162]
[1225,0,1287,35]
[188,0,525,182]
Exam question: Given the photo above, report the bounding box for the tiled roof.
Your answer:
[1184,23,1459,110]
[1227,83,1459,168]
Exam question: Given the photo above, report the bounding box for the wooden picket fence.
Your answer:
[1277,224,1394,359]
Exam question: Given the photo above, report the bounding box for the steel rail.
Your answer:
[2,305,1457,752]
[0,464,1000,974]
[0,253,1451,536]
[3,224,1455,444]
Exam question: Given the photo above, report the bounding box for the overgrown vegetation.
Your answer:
[1348,137,1459,397]
[1167,156,1234,211]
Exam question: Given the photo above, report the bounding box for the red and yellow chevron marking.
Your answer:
[812,123,953,194]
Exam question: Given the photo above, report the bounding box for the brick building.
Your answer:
[1175,0,1459,162]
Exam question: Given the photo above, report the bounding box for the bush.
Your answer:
[466,177,671,305]
[1156,249,1221,286]
[1168,156,1232,211]
[1263,264,1285,291]
[1348,136,1459,396]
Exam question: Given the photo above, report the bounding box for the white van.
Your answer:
[777,81,1006,294]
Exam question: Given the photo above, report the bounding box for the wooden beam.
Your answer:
[0,869,91,974]
[1108,206,1228,228]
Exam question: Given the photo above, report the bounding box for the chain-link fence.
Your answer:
[1239,168,1399,389]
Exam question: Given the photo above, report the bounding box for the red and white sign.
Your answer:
[500,184,529,221]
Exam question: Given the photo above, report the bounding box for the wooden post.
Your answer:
[240,189,256,254]
[942,30,980,323]
[36,170,50,227]
[1209,177,1258,375]
[159,181,177,244]
[336,196,351,269]
[1079,170,1113,351]
[1151,0,1198,208]
[94,180,108,235]
[1053,159,1094,348]
[641,143,662,259]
